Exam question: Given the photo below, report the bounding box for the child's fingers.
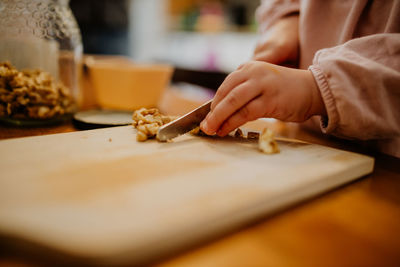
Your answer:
[216,96,266,136]
[201,81,258,135]
[211,70,247,111]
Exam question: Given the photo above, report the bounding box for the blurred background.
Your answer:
[70,0,259,74]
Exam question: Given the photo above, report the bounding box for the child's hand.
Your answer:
[200,61,326,136]
[253,15,299,65]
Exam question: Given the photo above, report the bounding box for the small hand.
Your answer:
[253,15,299,65]
[200,61,326,136]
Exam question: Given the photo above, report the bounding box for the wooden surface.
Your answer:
[0,125,373,266]
[0,120,399,266]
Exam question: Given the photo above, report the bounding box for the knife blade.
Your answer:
[156,99,212,142]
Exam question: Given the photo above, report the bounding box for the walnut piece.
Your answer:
[189,126,208,136]
[132,107,175,142]
[234,128,244,138]
[258,128,280,154]
[0,61,75,119]
[247,131,260,139]
[189,126,200,135]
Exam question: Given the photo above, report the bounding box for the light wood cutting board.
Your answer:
[0,126,374,265]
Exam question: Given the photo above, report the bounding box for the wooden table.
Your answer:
[0,116,399,267]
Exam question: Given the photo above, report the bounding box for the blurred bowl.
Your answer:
[86,57,173,111]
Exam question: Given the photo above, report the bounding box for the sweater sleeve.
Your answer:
[309,33,400,140]
[255,0,300,32]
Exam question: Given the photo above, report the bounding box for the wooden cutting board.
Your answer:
[0,125,374,265]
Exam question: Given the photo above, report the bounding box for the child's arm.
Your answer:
[253,14,299,66]
[254,0,300,65]
[200,61,326,136]
[309,33,400,140]
[256,0,300,33]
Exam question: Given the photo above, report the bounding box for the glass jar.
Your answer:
[0,0,82,126]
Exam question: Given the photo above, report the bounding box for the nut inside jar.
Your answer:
[0,61,75,122]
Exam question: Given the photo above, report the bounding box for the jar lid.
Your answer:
[73,110,132,130]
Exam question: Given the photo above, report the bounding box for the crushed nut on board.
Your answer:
[132,107,280,155]
[132,107,175,142]
[189,126,208,136]
[0,61,75,119]
[189,126,200,135]
[234,128,244,138]
[258,128,280,154]
[247,131,260,139]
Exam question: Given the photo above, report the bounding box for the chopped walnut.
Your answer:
[247,131,260,139]
[0,61,75,120]
[132,107,175,142]
[234,128,244,138]
[259,128,280,154]
[136,130,148,141]
[189,126,208,136]
[189,126,200,135]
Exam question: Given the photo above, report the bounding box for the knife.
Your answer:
[156,99,212,142]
